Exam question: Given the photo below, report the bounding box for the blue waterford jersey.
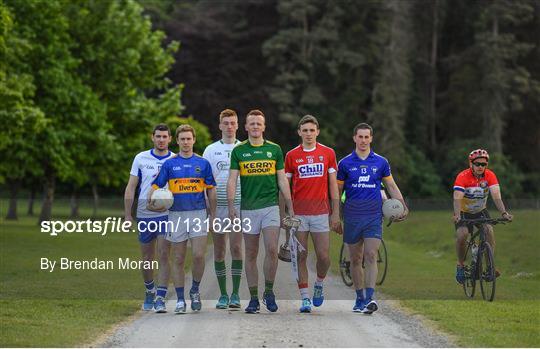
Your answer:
[152,154,216,211]
[337,150,391,219]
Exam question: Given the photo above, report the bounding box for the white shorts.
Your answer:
[241,206,280,235]
[166,209,208,243]
[296,214,330,233]
[214,206,241,234]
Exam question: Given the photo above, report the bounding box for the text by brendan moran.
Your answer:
[40,257,158,272]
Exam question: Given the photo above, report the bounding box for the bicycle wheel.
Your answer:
[462,240,477,298]
[339,243,353,287]
[479,242,496,302]
[376,239,388,286]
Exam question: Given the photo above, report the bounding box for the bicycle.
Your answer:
[459,217,510,302]
[339,239,388,287]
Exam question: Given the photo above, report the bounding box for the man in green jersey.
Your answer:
[227,109,295,313]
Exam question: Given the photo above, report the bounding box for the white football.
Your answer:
[382,199,404,219]
[151,188,174,210]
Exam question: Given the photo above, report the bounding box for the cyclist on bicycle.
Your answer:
[453,149,513,284]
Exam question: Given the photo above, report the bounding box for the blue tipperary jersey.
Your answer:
[337,150,391,220]
[152,154,216,211]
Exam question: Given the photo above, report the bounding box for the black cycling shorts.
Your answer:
[455,209,491,233]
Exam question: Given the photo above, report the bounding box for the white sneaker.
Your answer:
[174,300,187,314]
[361,300,378,314]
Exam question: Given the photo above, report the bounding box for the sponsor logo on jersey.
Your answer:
[215,152,222,155]
[298,163,324,178]
[358,175,371,182]
[217,161,229,171]
[145,165,155,169]
[242,153,252,157]
[173,166,181,170]
[169,178,205,193]
[239,160,276,176]
[295,158,304,163]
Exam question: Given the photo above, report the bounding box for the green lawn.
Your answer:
[0,200,192,347]
[330,209,540,347]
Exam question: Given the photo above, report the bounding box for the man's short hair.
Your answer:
[175,124,196,139]
[219,109,237,122]
[353,122,373,136]
[153,123,170,135]
[246,109,265,119]
[298,115,319,129]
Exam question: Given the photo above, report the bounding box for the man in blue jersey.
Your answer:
[148,124,217,314]
[337,123,408,314]
[124,124,175,311]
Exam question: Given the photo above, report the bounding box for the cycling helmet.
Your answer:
[468,149,489,162]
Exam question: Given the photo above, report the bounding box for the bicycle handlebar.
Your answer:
[458,217,511,226]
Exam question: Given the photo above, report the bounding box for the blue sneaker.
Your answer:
[154,296,166,313]
[361,299,378,314]
[312,285,324,307]
[245,299,260,313]
[299,298,312,313]
[142,290,155,311]
[229,293,241,309]
[190,291,202,312]
[263,292,278,312]
[456,265,465,284]
[353,298,366,312]
[216,295,229,309]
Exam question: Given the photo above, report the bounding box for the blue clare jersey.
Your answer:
[337,150,391,220]
[151,154,216,211]
[130,149,174,219]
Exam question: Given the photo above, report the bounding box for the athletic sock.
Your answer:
[144,280,155,292]
[231,259,243,295]
[214,260,227,296]
[191,279,200,294]
[175,287,185,301]
[264,280,274,295]
[298,282,309,299]
[249,286,258,300]
[356,289,365,300]
[315,275,325,288]
[157,286,167,298]
[365,287,374,300]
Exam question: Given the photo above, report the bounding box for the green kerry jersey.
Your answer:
[230,140,284,210]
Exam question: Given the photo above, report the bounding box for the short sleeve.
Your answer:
[202,144,211,162]
[381,158,391,178]
[275,145,284,170]
[284,151,293,176]
[486,170,499,187]
[337,159,347,183]
[453,172,466,192]
[328,149,337,174]
[152,160,169,189]
[230,148,240,170]
[129,154,140,177]
[204,160,216,187]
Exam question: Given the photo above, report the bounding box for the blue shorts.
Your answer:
[137,215,168,243]
[343,216,383,244]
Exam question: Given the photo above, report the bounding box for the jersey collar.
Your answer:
[150,149,171,160]
[352,150,374,161]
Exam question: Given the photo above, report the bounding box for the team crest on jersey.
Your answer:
[195,166,201,173]
[371,166,378,173]
[298,163,324,178]
[319,155,324,161]
[480,181,488,188]
[267,152,272,158]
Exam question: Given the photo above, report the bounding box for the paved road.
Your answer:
[101,232,453,347]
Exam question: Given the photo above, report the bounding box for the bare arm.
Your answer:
[227,169,240,219]
[206,186,217,220]
[453,190,464,223]
[277,169,294,216]
[489,185,513,220]
[124,175,139,223]
[278,177,292,222]
[328,172,341,232]
[382,176,409,220]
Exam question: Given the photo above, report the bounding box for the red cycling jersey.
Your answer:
[453,168,499,214]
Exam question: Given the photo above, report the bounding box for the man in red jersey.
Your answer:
[281,115,340,313]
[453,149,513,284]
